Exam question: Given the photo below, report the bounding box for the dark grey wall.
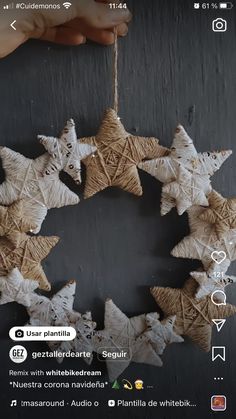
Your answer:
[0,1,236,418]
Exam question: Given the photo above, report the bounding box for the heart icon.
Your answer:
[211,251,227,265]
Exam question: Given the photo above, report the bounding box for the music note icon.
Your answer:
[10,400,17,407]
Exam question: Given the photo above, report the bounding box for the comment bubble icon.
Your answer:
[211,290,226,306]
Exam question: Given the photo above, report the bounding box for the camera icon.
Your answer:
[15,329,24,339]
[212,18,227,32]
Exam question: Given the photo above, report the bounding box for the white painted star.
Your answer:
[171,206,236,269]
[93,299,163,382]
[191,260,236,301]
[27,281,96,364]
[0,147,79,233]
[144,313,184,354]
[163,166,209,215]
[0,268,39,306]
[139,125,231,215]
[39,119,96,184]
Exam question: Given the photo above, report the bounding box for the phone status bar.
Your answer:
[193,2,234,9]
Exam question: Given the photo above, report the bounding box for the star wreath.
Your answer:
[0,118,235,382]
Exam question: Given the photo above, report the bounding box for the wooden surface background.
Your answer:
[0,1,236,418]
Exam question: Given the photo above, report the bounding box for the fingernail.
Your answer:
[120,27,128,37]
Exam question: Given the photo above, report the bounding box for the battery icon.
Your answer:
[219,2,234,8]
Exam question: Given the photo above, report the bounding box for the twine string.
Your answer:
[113,28,119,113]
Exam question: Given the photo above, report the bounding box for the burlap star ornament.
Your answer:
[0,200,36,246]
[0,232,59,290]
[139,125,232,215]
[0,268,39,306]
[171,206,236,269]
[93,299,163,382]
[80,108,169,198]
[28,281,96,364]
[199,190,236,239]
[151,277,236,351]
[0,147,79,233]
[38,119,96,184]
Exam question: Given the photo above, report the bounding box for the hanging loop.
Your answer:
[113,27,119,114]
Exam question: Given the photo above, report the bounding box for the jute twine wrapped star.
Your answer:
[0,200,36,246]
[171,206,236,269]
[0,232,59,291]
[139,125,232,215]
[151,277,236,351]
[0,268,39,306]
[191,260,236,301]
[38,119,96,185]
[143,313,184,355]
[80,108,169,198]
[0,147,79,233]
[93,299,163,382]
[199,190,236,239]
[28,281,96,364]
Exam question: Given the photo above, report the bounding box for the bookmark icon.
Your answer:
[212,346,226,362]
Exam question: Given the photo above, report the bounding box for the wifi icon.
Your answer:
[63,2,72,9]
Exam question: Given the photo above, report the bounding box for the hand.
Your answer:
[0,0,132,58]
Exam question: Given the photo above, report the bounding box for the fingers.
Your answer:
[29,1,131,41]
[75,25,114,46]
[40,22,128,46]
[30,0,131,45]
[43,19,129,46]
[116,22,129,37]
[39,27,86,45]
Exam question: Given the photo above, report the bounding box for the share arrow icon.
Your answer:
[212,319,226,332]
